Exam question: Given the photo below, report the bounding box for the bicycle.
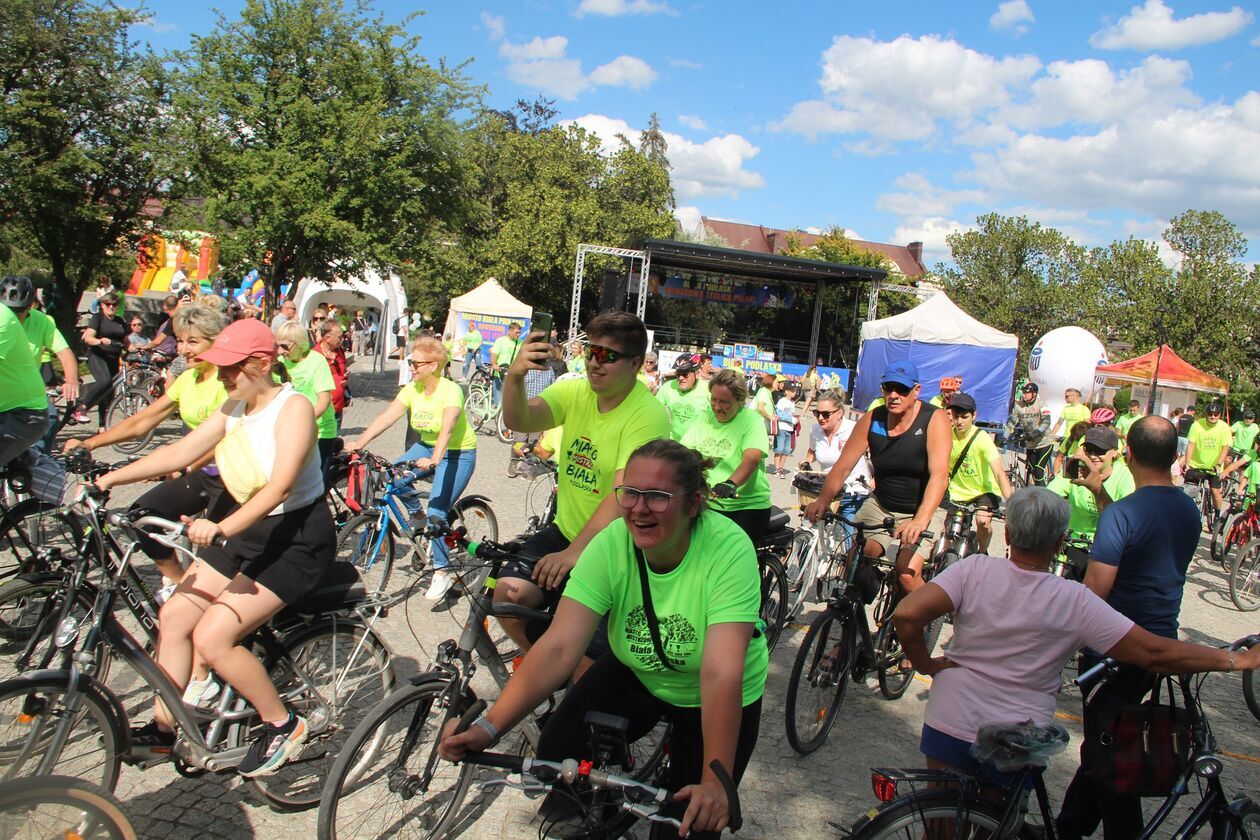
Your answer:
[508,448,557,535]
[1228,537,1260,611]
[928,501,1000,574]
[0,774,136,840]
[1001,430,1051,489]
[96,355,168,455]
[751,507,792,653]
[785,472,864,623]
[333,449,498,594]
[847,642,1260,840]
[1212,490,1255,571]
[1183,470,1222,533]
[316,524,671,839]
[784,515,934,755]
[462,364,514,443]
[0,494,397,811]
[0,451,83,584]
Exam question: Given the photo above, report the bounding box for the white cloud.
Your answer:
[845,139,895,157]
[499,35,569,61]
[673,206,704,236]
[566,114,765,200]
[678,114,708,131]
[669,58,702,69]
[136,15,178,34]
[990,0,1035,35]
[772,35,1040,141]
[876,173,985,219]
[892,218,972,264]
[575,0,677,17]
[1090,0,1253,50]
[588,55,658,90]
[507,59,592,100]
[480,12,505,42]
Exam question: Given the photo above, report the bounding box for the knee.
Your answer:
[158,598,201,642]
[191,619,233,667]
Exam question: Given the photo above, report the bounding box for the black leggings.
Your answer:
[715,507,770,543]
[537,654,762,840]
[79,354,119,426]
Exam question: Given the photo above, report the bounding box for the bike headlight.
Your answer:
[1194,754,1223,778]
[54,616,80,649]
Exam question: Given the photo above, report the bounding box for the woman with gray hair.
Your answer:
[893,486,1260,783]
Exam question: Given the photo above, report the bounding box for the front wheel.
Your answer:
[0,775,136,839]
[463,388,491,430]
[849,789,1022,840]
[757,552,789,653]
[334,514,395,595]
[1221,513,1256,575]
[317,680,474,840]
[495,411,514,444]
[1229,539,1260,612]
[104,389,155,455]
[784,607,854,755]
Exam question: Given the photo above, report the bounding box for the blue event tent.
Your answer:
[853,293,1018,424]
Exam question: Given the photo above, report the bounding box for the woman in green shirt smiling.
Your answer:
[275,320,339,473]
[439,439,766,839]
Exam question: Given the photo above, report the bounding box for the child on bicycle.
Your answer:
[944,393,1012,553]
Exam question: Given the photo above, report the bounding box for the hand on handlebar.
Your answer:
[675,775,732,837]
[803,497,833,524]
[533,546,579,591]
[437,716,492,762]
[180,515,224,547]
[893,518,929,546]
[712,480,738,499]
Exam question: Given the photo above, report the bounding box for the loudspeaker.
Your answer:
[599,268,629,311]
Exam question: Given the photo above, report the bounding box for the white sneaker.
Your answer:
[183,673,221,707]
[424,570,455,601]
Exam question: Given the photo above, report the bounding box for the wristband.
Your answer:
[472,715,500,747]
[1228,650,1236,673]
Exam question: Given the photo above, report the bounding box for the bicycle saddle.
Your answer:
[275,562,367,621]
[970,721,1070,772]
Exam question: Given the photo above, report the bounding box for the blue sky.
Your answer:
[134,0,1260,265]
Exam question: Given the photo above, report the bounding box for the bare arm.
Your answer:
[1082,559,1119,601]
[728,449,763,489]
[312,390,331,418]
[54,347,80,402]
[347,398,407,449]
[67,394,178,452]
[892,582,958,676]
[97,408,227,488]
[990,454,1013,499]
[1105,624,1260,674]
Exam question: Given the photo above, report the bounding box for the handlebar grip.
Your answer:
[1073,658,1116,686]
[455,700,488,735]
[707,760,742,832]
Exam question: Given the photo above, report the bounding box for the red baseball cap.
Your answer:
[196,317,277,366]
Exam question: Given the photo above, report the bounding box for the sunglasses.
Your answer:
[584,343,630,365]
[409,358,439,369]
[614,485,676,512]
[812,409,836,420]
[881,382,914,396]
[100,301,118,307]
[1082,444,1109,456]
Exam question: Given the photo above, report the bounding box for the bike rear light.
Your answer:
[871,771,898,802]
[443,534,460,549]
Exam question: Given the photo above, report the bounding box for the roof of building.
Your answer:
[700,217,927,277]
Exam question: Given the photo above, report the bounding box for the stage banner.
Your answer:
[652,270,796,309]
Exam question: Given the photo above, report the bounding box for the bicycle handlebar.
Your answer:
[819,512,934,542]
[1076,635,1260,687]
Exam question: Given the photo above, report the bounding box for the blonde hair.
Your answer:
[173,304,228,341]
[275,320,311,358]
[411,335,448,365]
[710,368,748,403]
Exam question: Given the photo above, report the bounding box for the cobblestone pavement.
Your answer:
[79,362,1260,838]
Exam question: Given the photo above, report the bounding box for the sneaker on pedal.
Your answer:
[238,713,307,778]
[130,720,176,756]
[182,673,221,708]
[72,408,91,425]
[425,570,455,601]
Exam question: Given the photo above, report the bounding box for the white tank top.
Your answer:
[217,384,325,515]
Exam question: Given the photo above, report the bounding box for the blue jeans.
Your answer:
[492,372,503,406]
[462,350,479,381]
[394,443,477,569]
[836,491,866,546]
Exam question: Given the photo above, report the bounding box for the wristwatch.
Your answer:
[472,715,500,747]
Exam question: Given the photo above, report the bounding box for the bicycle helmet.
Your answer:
[1090,406,1117,425]
[1205,402,1222,415]
[939,376,963,392]
[0,275,34,309]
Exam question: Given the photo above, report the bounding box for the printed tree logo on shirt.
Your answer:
[564,435,601,495]
[624,605,699,671]
[696,434,734,461]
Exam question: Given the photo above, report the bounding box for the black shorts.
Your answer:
[947,493,1002,512]
[130,470,234,564]
[1184,468,1221,490]
[201,500,335,605]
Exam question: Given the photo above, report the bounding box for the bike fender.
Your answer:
[453,495,494,512]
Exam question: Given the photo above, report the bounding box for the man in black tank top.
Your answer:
[803,360,951,594]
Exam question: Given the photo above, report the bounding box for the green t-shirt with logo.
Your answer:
[165,367,228,430]
[1115,411,1142,442]
[20,309,69,357]
[947,428,1002,502]
[464,329,483,350]
[281,351,338,439]
[1046,461,1136,538]
[656,378,710,441]
[680,406,770,512]
[0,304,48,412]
[397,376,476,450]
[1187,418,1232,470]
[753,387,775,424]
[1231,421,1258,460]
[1241,461,1260,499]
[540,377,671,541]
[490,335,521,368]
[564,512,769,708]
[1058,403,1090,436]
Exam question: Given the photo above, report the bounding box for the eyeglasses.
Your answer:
[409,358,438,369]
[614,485,676,512]
[584,343,630,365]
[881,382,914,396]
[812,409,836,419]
[277,342,293,351]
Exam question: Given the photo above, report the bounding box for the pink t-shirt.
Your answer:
[925,554,1134,743]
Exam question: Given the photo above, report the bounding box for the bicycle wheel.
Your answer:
[244,619,397,811]
[464,388,491,430]
[317,680,474,840]
[0,672,124,791]
[757,552,788,653]
[525,472,557,528]
[334,513,395,594]
[784,607,854,755]
[104,389,154,455]
[0,775,136,839]
[0,576,106,685]
[874,617,915,700]
[782,530,813,612]
[1222,514,1256,574]
[1211,511,1234,564]
[849,789,1017,840]
[495,411,514,444]
[448,499,498,550]
[0,501,81,582]
[1229,539,1260,612]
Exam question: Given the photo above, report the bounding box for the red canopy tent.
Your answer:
[1093,345,1228,394]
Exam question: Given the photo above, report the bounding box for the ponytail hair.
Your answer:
[625,439,718,518]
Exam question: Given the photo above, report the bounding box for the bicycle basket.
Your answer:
[793,471,827,495]
[970,721,1070,772]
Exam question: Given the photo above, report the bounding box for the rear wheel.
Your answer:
[1230,539,1260,612]
[104,389,154,455]
[1221,513,1256,574]
[0,500,81,581]
[0,775,136,840]
[850,789,1020,840]
[334,514,394,595]
[757,552,789,652]
[784,607,853,755]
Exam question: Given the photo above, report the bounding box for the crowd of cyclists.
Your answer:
[1,275,1258,838]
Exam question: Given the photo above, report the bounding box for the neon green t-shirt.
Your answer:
[540,378,671,541]
[396,377,476,450]
[165,367,228,430]
[680,407,770,512]
[464,329,483,350]
[656,378,711,441]
[564,513,769,707]
[947,428,1002,502]
[537,425,563,460]
[1058,403,1090,436]
[567,356,586,375]
[490,335,521,368]
[753,387,774,423]
[0,304,48,412]
[1231,421,1258,457]
[1241,461,1260,499]
[1046,461,1136,537]
[1187,418,1232,470]
[282,351,338,439]
[929,394,946,408]
[1115,411,1142,441]
[20,309,69,357]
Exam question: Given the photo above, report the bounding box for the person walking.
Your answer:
[76,292,127,430]
[462,322,483,381]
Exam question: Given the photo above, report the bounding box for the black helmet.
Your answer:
[0,275,34,309]
[1205,402,1222,415]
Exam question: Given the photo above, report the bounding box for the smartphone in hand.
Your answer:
[529,311,553,344]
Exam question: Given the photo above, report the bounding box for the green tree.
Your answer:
[0,0,174,334]
[171,0,477,308]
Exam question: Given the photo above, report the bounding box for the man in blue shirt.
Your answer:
[1056,416,1200,840]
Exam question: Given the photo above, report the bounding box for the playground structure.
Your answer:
[125,232,219,295]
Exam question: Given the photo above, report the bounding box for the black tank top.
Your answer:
[867,401,937,514]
